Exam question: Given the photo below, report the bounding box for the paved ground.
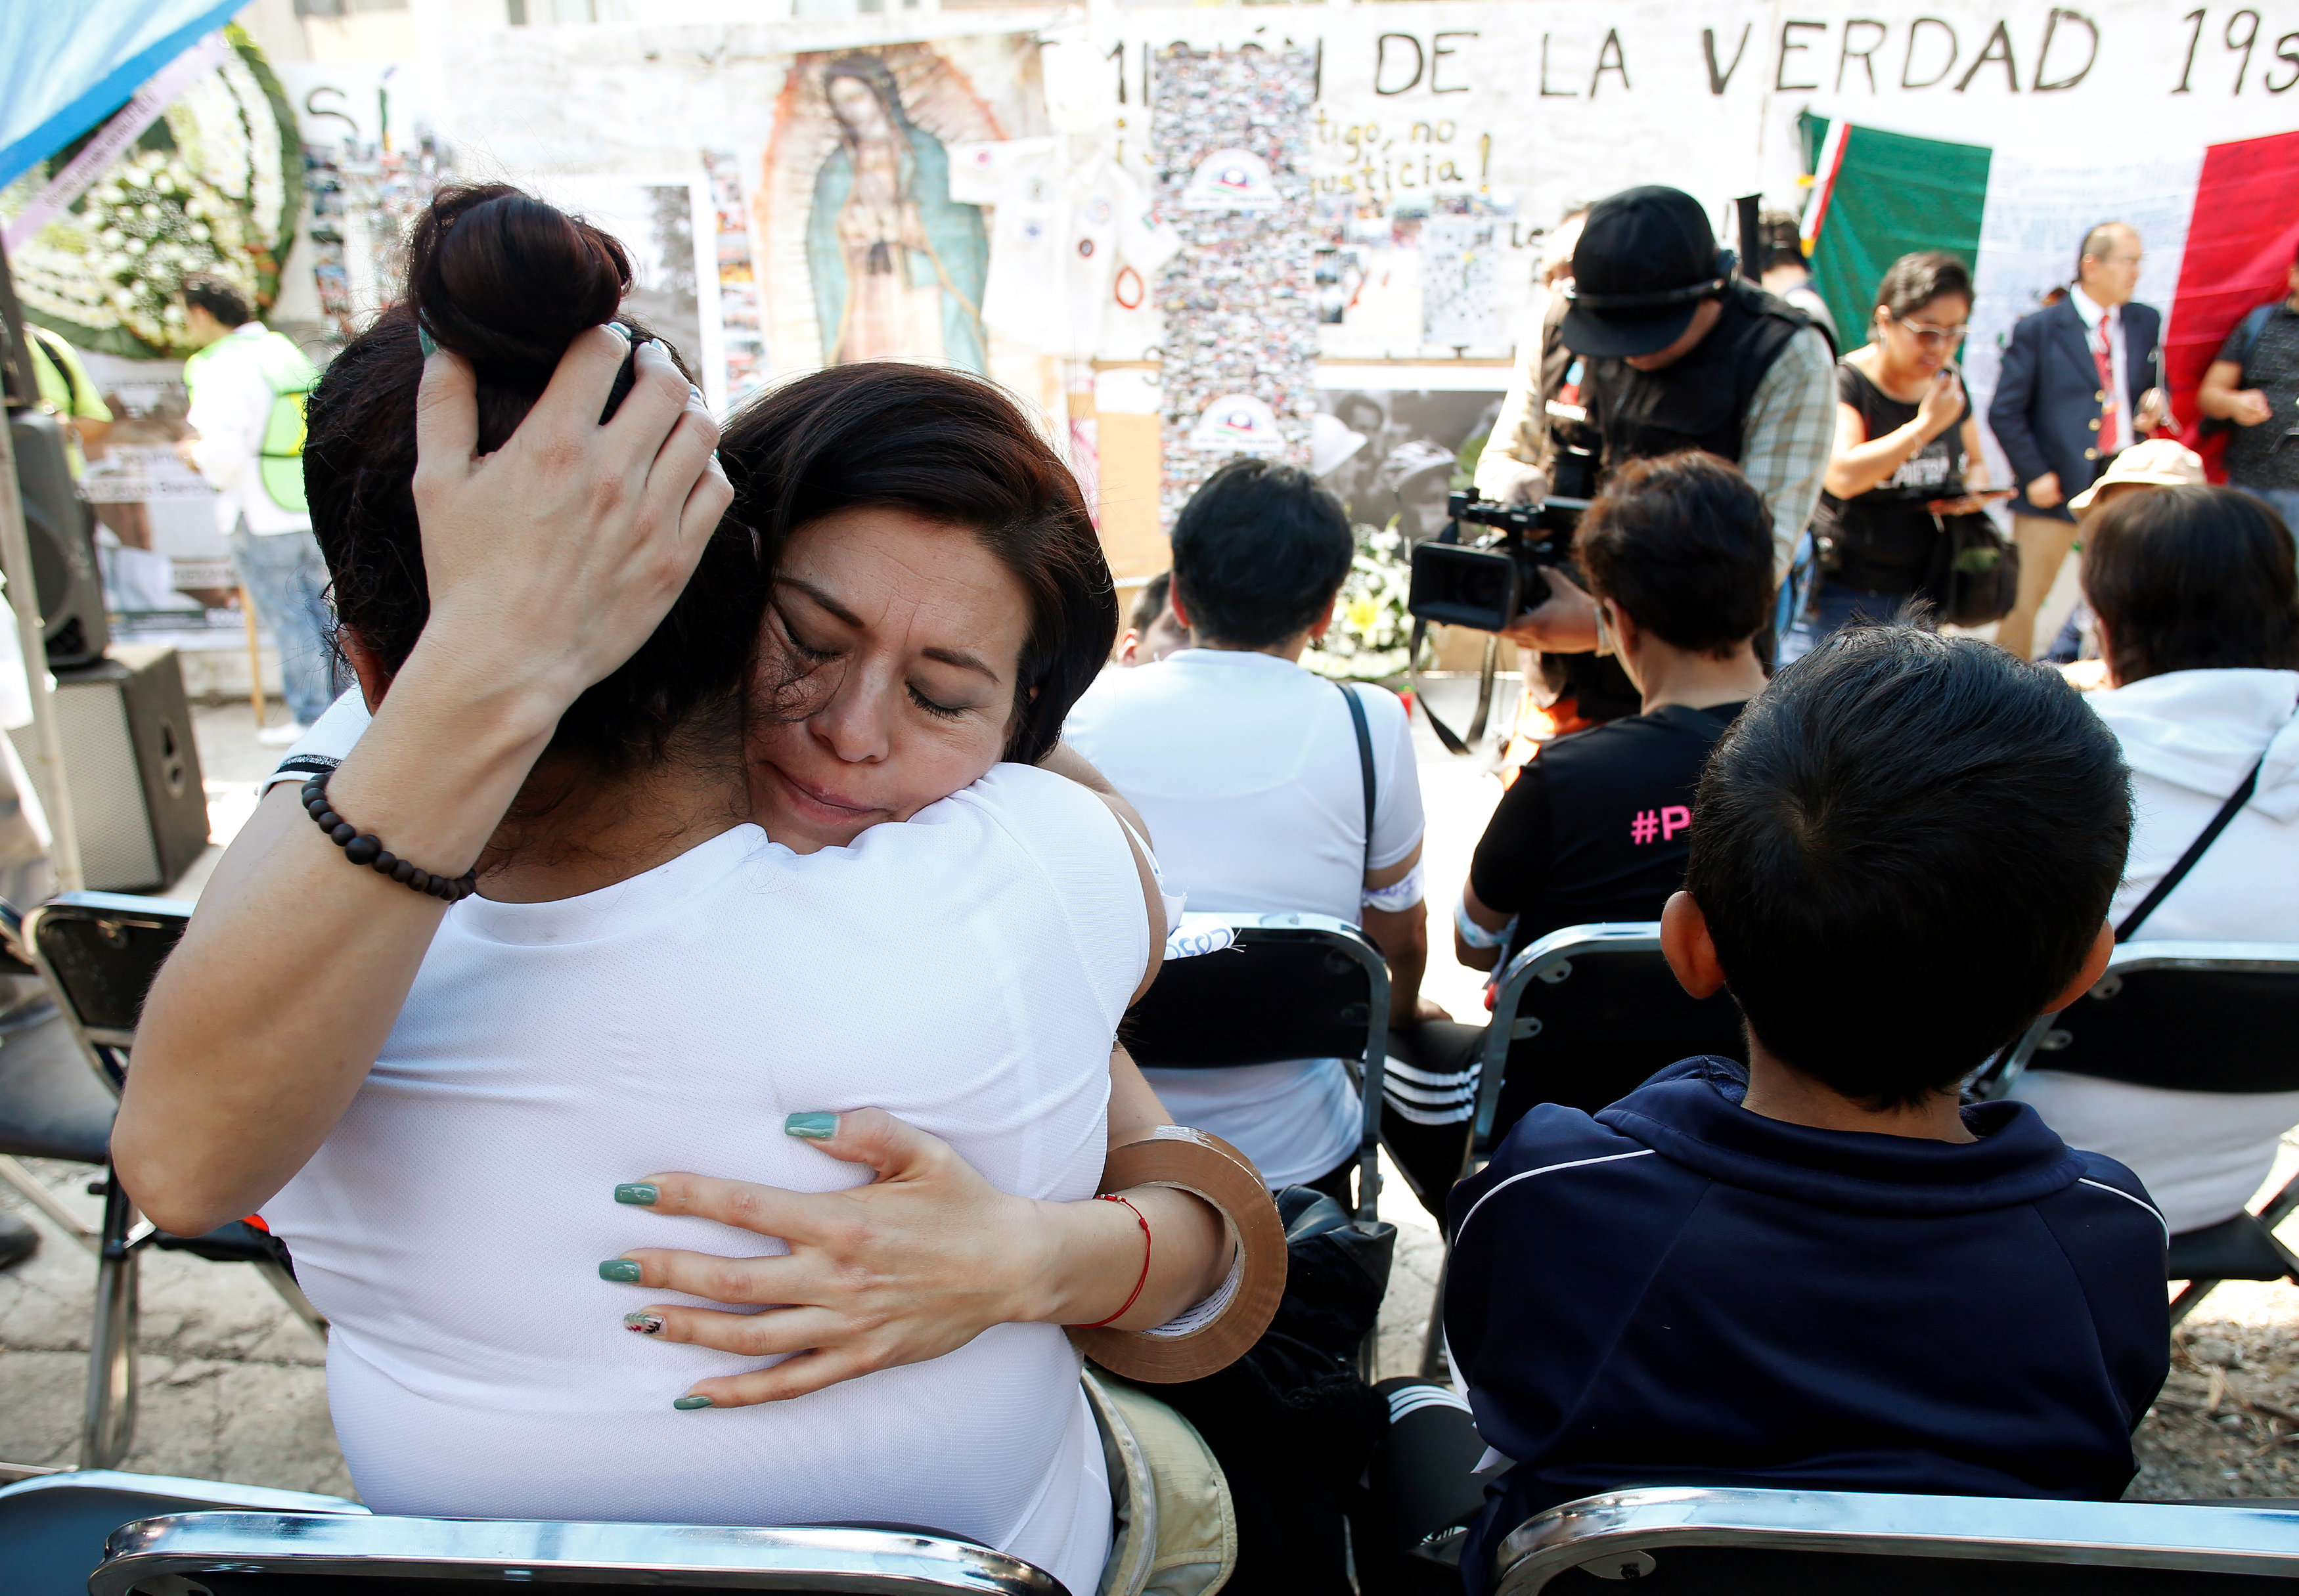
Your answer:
[3,685,2292,1505]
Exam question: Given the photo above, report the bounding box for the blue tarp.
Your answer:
[1,0,246,190]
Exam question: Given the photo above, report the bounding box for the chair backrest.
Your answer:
[0,1469,364,1596]
[1973,941,2299,1101]
[24,892,192,1097]
[1126,912,1387,1219]
[1490,1486,2299,1595]
[1473,924,1744,1145]
[94,1512,1065,1595]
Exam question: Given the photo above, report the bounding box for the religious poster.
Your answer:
[757,37,1048,378]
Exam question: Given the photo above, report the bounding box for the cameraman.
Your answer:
[1488,186,1834,659]
[1385,452,1774,1217]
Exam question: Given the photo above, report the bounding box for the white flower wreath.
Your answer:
[0,26,298,359]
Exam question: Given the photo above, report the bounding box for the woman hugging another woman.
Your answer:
[120,185,1255,1595]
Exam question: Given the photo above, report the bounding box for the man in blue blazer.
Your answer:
[1987,222,2166,659]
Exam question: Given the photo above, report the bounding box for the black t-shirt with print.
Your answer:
[1812,360,1970,594]
[1469,701,1747,965]
[2220,303,2299,492]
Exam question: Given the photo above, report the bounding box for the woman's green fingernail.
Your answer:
[785,1112,839,1140]
[624,1312,665,1335]
[673,1394,714,1411]
[614,1183,659,1206]
[598,1259,642,1283]
[416,323,437,358]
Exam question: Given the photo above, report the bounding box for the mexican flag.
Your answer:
[1798,116,2299,469]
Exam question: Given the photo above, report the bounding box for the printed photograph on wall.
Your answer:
[1314,386,1507,536]
[1306,384,1507,680]
[757,37,1048,377]
[524,175,721,408]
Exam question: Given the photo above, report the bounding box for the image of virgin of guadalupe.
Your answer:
[806,55,990,374]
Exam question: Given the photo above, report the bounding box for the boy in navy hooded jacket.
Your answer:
[1444,624,2170,1593]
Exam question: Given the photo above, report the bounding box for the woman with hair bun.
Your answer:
[1785,251,1992,661]
[119,186,1239,1591]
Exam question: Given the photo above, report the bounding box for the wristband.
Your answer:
[1066,1127,1285,1384]
[1362,861,1425,914]
[1454,896,1510,950]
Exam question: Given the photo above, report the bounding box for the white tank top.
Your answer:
[260,762,1146,1593]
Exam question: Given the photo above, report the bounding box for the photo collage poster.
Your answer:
[1150,45,1320,525]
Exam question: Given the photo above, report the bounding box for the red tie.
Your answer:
[2094,313,2122,455]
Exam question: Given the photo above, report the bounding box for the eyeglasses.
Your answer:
[1892,317,1969,346]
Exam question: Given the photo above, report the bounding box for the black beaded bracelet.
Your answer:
[301,771,480,902]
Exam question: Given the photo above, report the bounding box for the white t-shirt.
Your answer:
[262,707,1145,1594]
[947,139,1180,359]
[2012,668,2299,1235]
[1063,649,1425,1187]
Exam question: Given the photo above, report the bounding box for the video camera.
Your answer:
[1406,488,1591,634]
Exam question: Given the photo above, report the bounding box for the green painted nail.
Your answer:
[416,324,437,358]
[614,1183,658,1207]
[624,1312,665,1335]
[785,1112,839,1140]
[598,1259,642,1283]
[673,1394,714,1411]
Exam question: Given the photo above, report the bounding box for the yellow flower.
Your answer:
[1347,597,1379,633]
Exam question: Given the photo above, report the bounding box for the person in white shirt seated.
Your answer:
[1065,459,1450,1210]
[118,186,1241,1596]
[2011,485,2299,1237]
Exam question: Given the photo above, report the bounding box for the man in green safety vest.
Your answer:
[177,274,340,742]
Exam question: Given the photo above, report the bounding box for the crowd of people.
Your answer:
[58,173,2299,1596]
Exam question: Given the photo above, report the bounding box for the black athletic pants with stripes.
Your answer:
[1378,1020,1490,1230]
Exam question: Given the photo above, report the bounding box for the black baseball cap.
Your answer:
[1561,186,1737,359]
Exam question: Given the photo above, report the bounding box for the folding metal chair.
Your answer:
[93,1511,1063,1595]
[1402,923,1745,1380]
[0,1467,365,1596]
[1469,923,1746,1155]
[1128,910,1390,1225]
[1969,940,2299,1327]
[11,891,324,1469]
[1484,1485,2299,1593]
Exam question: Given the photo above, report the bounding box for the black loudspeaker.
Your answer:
[9,406,109,669]
[9,644,209,893]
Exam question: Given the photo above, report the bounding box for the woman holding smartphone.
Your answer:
[1784,252,1995,661]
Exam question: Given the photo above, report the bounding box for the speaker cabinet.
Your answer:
[9,645,209,893]
[9,407,109,669]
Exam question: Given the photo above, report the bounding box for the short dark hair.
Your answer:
[1169,458,1353,649]
[1687,625,2130,1108]
[181,274,251,328]
[1130,571,1172,634]
[2083,485,2299,682]
[1757,210,1804,274]
[1873,252,1972,321]
[1574,451,1772,657]
[304,184,763,778]
[720,361,1115,764]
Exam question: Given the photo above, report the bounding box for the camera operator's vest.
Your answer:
[1579,281,1810,477]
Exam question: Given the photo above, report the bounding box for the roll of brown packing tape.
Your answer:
[1067,1126,1287,1383]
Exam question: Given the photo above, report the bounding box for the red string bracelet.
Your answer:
[1071,1193,1151,1329]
